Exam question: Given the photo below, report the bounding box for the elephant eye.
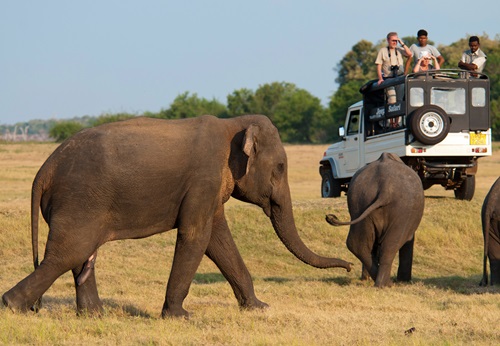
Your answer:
[276,163,285,174]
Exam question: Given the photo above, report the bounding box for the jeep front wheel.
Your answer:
[321,169,341,198]
[410,105,450,145]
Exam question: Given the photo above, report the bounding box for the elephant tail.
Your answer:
[325,198,386,226]
[30,179,43,312]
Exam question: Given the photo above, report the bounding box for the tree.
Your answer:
[273,88,325,143]
[335,40,378,87]
[156,92,227,119]
[49,121,84,142]
[252,82,297,122]
[226,88,255,117]
[92,112,137,126]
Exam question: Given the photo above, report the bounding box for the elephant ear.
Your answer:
[242,124,259,175]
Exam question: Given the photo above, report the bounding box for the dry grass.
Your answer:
[1,142,500,345]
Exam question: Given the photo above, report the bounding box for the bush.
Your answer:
[49,121,84,142]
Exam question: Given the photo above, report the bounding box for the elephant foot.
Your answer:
[396,274,412,282]
[161,306,189,319]
[239,297,269,311]
[76,303,104,317]
[374,277,393,288]
[2,290,37,313]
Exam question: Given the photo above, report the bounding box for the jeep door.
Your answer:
[342,107,362,173]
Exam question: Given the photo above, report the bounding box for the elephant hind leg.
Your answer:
[3,260,68,313]
[397,237,414,282]
[205,209,268,310]
[346,224,378,283]
[374,242,400,288]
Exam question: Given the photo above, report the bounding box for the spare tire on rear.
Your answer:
[410,105,450,145]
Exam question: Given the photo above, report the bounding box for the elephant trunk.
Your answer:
[270,194,351,271]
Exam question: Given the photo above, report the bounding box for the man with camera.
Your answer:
[375,32,412,107]
[375,32,412,85]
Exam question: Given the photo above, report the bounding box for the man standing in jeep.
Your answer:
[405,29,445,74]
[375,32,412,85]
[458,36,487,73]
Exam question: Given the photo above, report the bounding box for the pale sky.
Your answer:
[1,0,498,125]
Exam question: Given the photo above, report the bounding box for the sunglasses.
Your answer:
[390,40,398,42]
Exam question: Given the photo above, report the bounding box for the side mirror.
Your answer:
[338,126,345,138]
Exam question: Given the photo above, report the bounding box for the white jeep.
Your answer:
[320,69,492,201]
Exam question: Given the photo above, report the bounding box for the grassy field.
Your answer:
[0,142,499,345]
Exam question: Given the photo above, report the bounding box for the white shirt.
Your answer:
[461,48,487,72]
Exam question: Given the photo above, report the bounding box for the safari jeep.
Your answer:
[320,69,492,201]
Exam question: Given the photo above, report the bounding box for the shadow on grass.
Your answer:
[103,299,152,318]
[263,275,353,286]
[38,296,152,318]
[416,275,500,294]
[424,195,450,200]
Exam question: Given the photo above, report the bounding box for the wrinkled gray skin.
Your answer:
[326,153,424,287]
[2,115,351,318]
[480,177,500,286]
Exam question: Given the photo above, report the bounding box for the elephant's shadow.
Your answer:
[39,295,152,318]
[417,275,500,294]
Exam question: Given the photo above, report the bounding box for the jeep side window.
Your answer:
[410,87,424,107]
[472,87,486,107]
[347,110,360,135]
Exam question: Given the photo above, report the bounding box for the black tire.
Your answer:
[454,175,475,201]
[410,105,450,145]
[422,181,434,190]
[321,169,341,198]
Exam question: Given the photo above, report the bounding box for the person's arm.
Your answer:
[404,54,412,74]
[377,64,384,85]
[399,39,412,57]
[437,55,445,67]
[413,58,423,73]
[431,56,440,70]
[458,60,477,71]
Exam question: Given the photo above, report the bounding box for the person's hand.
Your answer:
[377,78,384,85]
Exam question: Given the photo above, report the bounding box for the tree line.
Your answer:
[4,34,499,143]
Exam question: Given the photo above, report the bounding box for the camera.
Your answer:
[390,65,400,77]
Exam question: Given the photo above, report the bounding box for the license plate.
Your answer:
[470,132,486,145]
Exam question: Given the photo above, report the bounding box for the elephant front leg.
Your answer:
[161,221,213,318]
[205,209,268,310]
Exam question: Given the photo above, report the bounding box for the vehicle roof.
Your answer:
[349,100,363,109]
[359,69,489,95]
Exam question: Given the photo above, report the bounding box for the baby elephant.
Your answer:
[480,177,500,286]
[326,152,425,287]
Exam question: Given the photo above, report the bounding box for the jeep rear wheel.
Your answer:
[410,105,450,145]
[321,169,341,198]
[454,175,475,201]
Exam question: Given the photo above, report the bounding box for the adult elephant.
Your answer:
[480,177,500,286]
[325,152,424,287]
[2,115,351,318]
